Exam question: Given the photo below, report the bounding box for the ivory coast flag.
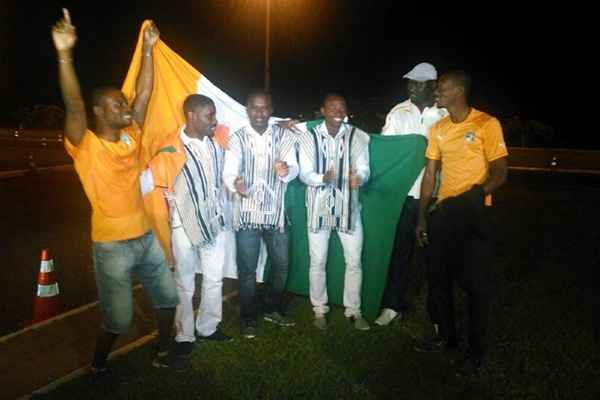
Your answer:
[121,22,426,319]
[284,134,426,320]
[121,20,249,162]
[121,21,252,270]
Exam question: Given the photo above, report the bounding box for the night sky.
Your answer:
[0,1,578,145]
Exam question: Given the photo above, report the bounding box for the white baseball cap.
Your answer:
[403,62,437,82]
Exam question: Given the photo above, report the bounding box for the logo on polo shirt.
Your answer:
[464,132,475,143]
[121,133,132,147]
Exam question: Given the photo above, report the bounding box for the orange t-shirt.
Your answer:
[426,108,508,204]
[65,128,151,242]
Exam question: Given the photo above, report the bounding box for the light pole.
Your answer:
[264,0,271,91]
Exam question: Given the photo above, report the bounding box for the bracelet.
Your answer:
[58,57,73,64]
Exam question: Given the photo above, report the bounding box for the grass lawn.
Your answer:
[37,172,600,399]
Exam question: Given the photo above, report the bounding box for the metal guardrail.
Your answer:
[1,144,599,176]
[0,165,73,180]
[507,147,600,175]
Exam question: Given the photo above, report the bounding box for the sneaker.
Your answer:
[313,314,327,330]
[241,321,258,339]
[152,349,188,370]
[198,330,234,342]
[374,308,401,326]
[263,311,296,327]
[455,353,484,378]
[349,316,371,331]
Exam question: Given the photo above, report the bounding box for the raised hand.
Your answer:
[142,21,160,51]
[51,8,77,51]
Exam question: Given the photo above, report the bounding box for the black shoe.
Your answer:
[88,365,117,395]
[198,330,234,342]
[152,349,189,370]
[455,353,484,378]
[173,341,195,357]
[89,365,114,386]
[263,311,296,327]
[414,336,455,353]
[241,320,258,339]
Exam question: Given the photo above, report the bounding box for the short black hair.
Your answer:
[246,89,272,107]
[91,86,119,108]
[322,93,346,107]
[444,70,471,97]
[183,94,214,114]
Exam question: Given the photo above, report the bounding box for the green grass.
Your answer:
[37,172,600,399]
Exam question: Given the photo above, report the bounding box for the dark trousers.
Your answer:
[381,197,419,313]
[425,199,493,358]
[236,228,289,323]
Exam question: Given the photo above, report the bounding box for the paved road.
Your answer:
[0,171,93,335]
[0,169,239,336]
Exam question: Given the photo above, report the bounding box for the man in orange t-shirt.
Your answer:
[52,9,180,379]
[414,71,508,377]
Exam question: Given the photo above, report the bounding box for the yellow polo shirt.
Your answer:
[65,128,150,242]
[426,108,508,204]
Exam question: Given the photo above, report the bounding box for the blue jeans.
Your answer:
[236,228,289,323]
[93,231,178,334]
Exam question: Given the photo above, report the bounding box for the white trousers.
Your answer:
[308,218,364,317]
[172,227,234,341]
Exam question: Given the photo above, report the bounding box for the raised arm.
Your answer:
[52,8,86,146]
[131,22,159,128]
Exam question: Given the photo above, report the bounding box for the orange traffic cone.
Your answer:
[32,249,63,324]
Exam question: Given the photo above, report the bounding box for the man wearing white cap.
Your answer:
[375,62,447,326]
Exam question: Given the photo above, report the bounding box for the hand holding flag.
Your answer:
[142,21,160,52]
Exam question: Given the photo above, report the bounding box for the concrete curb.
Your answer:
[0,285,142,344]
[508,166,600,175]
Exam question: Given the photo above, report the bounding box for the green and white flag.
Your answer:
[284,131,427,320]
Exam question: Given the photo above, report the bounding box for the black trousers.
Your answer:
[425,197,493,357]
[381,197,419,313]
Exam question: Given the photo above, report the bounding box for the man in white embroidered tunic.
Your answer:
[164,95,236,354]
[223,90,299,339]
[295,94,371,331]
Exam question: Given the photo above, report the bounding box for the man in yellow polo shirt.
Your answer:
[414,70,508,377]
[52,9,180,380]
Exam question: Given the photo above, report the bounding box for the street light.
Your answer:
[264,0,271,91]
